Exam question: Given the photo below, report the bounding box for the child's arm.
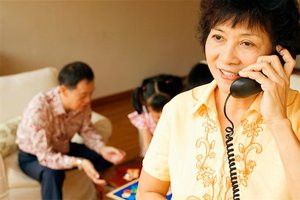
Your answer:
[138,129,153,155]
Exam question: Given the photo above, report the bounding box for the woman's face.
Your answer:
[205,21,273,94]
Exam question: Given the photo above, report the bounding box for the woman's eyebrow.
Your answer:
[211,28,224,32]
[213,27,261,39]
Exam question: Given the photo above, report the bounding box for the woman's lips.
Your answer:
[219,69,240,81]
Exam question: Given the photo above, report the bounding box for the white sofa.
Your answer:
[0,67,112,200]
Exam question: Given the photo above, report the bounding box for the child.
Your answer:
[128,74,183,156]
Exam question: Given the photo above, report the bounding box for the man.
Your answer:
[16,61,126,200]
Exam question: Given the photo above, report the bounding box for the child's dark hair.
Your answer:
[58,61,94,89]
[132,74,183,114]
[198,0,300,58]
[186,62,213,90]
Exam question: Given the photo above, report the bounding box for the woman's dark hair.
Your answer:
[132,74,183,114]
[186,63,214,90]
[58,61,94,89]
[198,0,300,58]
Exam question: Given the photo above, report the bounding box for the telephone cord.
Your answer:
[224,93,240,200]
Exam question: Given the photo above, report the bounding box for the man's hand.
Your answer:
[99,146,126,165]
[76,158,107,185]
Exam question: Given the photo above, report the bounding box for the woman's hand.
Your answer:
[99,146,126,165]
[238,45,296,125]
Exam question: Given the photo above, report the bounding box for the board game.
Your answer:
[106,179,172,200]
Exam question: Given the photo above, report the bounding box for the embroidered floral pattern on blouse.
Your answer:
[235,117,263,187]
[194,105,218,200]
[187,106,264,200]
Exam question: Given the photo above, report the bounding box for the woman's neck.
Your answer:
[215,87,257,126]
[216,87,256,109]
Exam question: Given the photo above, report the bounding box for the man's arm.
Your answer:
[79,109,106,154]
[79,108,126,164]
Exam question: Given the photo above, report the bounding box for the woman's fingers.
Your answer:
[239,60,283,84]
[240,55,285,80]
[276,45,296,76]
[239,46,296,86]
[257,55,285,76]
[238,70,272,90]
[256,55,285,79]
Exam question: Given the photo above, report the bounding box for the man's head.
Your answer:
[58,61,95,112]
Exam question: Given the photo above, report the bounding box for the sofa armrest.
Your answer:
[91,111,112,144]
[71,112,112,144]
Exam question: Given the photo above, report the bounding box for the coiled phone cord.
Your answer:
[224,93,240,200]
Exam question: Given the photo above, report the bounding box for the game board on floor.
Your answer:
[106,179,172,200]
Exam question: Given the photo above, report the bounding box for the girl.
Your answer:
[128,74,183,156]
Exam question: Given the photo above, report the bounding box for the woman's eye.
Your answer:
[212,34,223,41]
[241,41,254,47]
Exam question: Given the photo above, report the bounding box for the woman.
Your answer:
[137,0,300,199]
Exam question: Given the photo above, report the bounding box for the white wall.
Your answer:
[0,0,204,99]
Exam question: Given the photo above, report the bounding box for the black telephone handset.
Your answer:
[230,77,262,98]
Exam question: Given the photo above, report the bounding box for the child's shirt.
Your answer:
[128,106,157,135]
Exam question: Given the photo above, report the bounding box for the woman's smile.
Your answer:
[219,68,240,81]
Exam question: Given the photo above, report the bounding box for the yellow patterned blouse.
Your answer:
[143,80,300,200]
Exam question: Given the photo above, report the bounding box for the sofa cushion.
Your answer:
[0,117,21,158]
[4,153,39,188]
[5,153,97,200]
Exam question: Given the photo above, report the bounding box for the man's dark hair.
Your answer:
[58,61,94,89]
[198,0,300,58]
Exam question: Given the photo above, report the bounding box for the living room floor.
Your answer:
[92,91,140,162]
